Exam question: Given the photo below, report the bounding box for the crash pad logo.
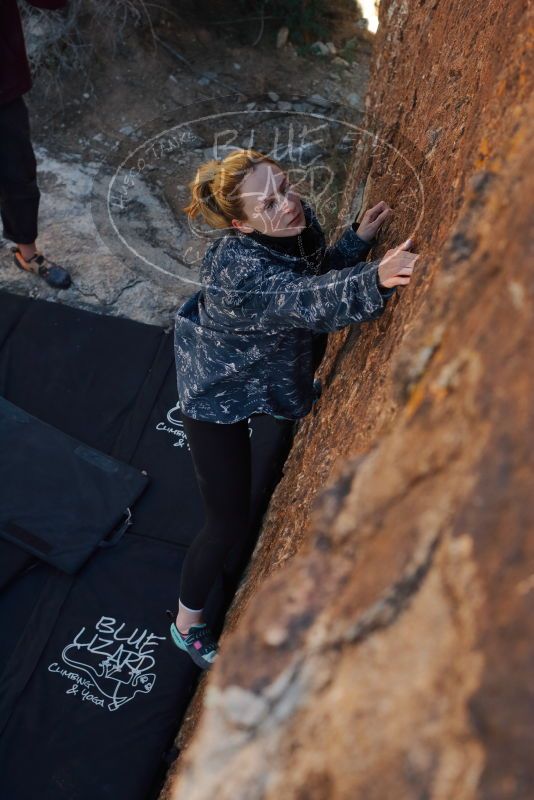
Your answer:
[48,616,166,712]
[155,399,189,448]
[155,399,253,447]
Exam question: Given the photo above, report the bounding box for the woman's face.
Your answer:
[231,162,305,237]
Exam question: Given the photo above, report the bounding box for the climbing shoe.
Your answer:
[12,247,72,289]
[166,609,219,670]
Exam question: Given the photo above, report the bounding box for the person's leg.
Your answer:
[311,331,328,373]
[176,413,252,633]
[0,96,71,290]
[0,96,40,257]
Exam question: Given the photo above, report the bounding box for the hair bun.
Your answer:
[203,158,222,183]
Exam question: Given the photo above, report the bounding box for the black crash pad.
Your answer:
[0,290,295,800]
[0,396,149,574]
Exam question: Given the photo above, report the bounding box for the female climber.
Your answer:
[167,148,419,670]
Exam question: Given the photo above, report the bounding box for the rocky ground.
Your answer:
[0,3,374,329]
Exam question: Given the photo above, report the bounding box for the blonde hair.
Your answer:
[182,148,282,230]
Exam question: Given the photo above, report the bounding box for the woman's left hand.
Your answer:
[355,201,393,243]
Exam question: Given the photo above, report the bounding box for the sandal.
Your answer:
[12,247,72,290]
[165,609,219,670]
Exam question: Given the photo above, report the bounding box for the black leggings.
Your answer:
[178,413,285,610]
[177,335,327,610]
[0,96,40,244]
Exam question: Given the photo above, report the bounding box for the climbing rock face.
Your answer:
[165,1,533,798]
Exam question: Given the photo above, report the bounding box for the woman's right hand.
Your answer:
[377,238,419,288]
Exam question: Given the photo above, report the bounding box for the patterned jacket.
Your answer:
[174,201,396,423]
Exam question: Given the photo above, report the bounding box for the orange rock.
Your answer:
[163,2,534,798]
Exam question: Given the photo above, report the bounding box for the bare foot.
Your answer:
[17,243,38,263]
[175,619,194,635]
[175,615,204,635]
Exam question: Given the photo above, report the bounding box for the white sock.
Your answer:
[178,599,204,613]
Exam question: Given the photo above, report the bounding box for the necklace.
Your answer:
[243,226,322,273]
[297,233,322,274]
